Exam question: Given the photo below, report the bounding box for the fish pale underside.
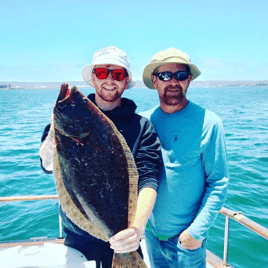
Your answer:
[52,84,147,268]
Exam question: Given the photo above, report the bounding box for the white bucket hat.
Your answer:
[143,48,201,89]
[82,46,136,89]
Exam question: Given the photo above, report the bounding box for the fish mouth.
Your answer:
[56,84,78,109]
[57,84,72,102]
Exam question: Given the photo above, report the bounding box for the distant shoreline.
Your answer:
[1,80,268,89]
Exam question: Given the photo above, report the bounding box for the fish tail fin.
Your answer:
[112,251,147,268]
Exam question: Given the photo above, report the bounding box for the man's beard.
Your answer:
[97,85,122,103]
[98,91,121,103]
[160,85,185,106]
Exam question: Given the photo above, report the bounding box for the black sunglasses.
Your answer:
[154,71,189,82]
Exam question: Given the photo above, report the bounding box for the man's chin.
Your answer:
[99,94,120,103]
[162,96,182,106]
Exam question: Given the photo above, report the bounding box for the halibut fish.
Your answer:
[52,84,147,268]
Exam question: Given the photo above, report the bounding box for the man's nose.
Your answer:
[106,72,114,81]
[169,76,180,85]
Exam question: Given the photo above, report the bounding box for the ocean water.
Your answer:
[0,86,268,268]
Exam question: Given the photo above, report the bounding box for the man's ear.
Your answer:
[91,72,96,87]
[187,74,193,85]
[152,75,158,88]
[124,76,129,88]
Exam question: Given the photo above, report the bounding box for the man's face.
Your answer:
[91,64,129,105]
[152,63,192,112]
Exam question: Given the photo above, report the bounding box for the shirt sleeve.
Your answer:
[135,118,162,193]
[39,124,54,174]
[187,119,229,240]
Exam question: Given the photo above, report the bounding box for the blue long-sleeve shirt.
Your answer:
[140,101,229,240]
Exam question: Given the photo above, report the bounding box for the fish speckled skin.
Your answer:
[53,84,147,267]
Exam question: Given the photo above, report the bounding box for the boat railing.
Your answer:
[1,195,268,268]
[0,195,63,239]
[219,207,268,267]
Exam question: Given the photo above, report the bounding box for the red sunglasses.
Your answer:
[93,68,128,81]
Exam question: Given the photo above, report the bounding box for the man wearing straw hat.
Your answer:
[39,46,162,268]
[140,48,229,267]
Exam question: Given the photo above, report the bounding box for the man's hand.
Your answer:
[109,227,141,253]
[109,188,157,253]
[178,230,202,250]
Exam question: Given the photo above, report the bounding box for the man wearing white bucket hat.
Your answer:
[39,46,161,268]
[140,48,229,268]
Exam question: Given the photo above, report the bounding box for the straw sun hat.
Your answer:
[143,48,201,89]
[82,46,136,89]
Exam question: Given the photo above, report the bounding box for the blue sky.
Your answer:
[1,0,267,82]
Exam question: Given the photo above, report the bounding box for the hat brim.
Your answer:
[143,60,201,89]
[82,61,136,89]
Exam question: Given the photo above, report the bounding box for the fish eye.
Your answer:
[71,102,75,106]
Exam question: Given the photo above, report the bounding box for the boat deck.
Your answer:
[0,238,220,268]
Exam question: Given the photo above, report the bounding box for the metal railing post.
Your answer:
[59,213,63,239]
[58,200,63,239]
[223,215,230,267]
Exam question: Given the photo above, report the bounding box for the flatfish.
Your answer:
[52,84,147,267]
